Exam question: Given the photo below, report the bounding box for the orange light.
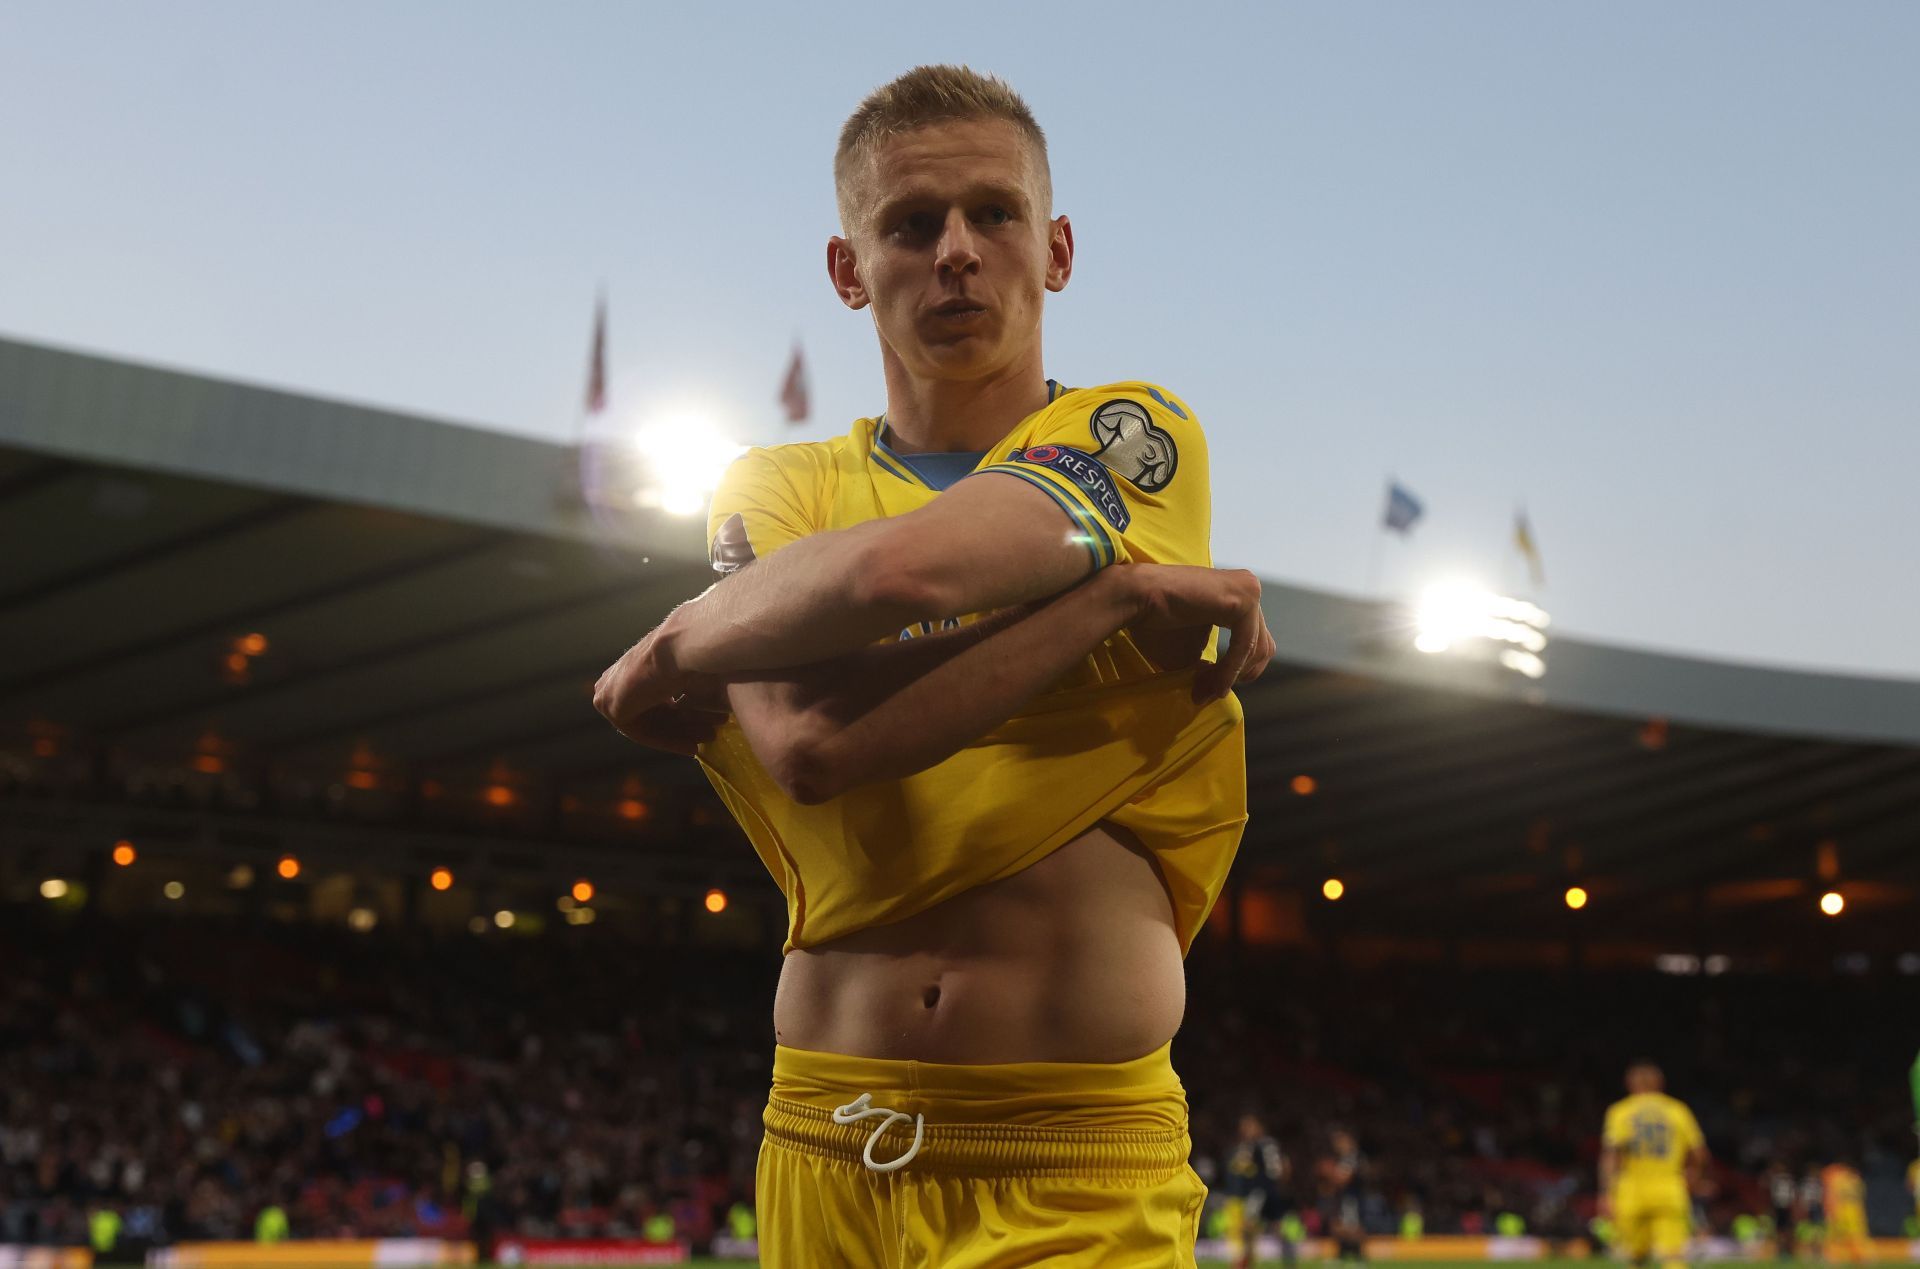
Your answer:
[276,855,301,880]
[571,879,595,904]
[1564,885,1589,911]
[225,652,250,673]
[345,770,379,790]
[1321,878,1345,901]
[112,842,137,867]
[704,888,728,914]
[429,867,454,892]
[617,798,647,821]
[1290,774,1317,796]
[1819,890,1845,917]
[31,737,57,757]
[191,754,224,774]
[238,632,269,656]
[484,785,514,807]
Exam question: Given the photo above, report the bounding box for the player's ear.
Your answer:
[1044,215,1073,293]
[828,237,869,310]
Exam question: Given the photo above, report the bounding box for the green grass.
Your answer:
[481,1262,1781,1269]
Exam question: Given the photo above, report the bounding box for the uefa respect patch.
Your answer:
[1013,444,1131,532]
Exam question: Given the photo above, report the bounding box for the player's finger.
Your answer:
[1238,613,1276,683]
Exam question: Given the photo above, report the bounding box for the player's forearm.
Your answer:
[758,567,1145,804]
[722,603,1028,762]
[768,605,1031,721]
[658,522,919,678]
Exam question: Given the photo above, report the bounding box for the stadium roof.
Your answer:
[4,335,1916,950]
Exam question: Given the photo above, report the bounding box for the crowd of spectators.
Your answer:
[3,905,1916,1254]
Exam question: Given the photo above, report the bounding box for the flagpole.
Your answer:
[1366,475,1392,599]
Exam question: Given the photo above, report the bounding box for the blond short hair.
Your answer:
[835,65,1051,233]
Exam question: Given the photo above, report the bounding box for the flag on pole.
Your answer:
[585,293,607,415]
[1383,482,1424,535]
[779,343,809,424]
[1515,508,1545,586]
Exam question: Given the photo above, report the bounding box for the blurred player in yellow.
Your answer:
[1909,1156,1920,1234]
[1599,1062,1708,1269]
[1821,1159,1869,1262]
[595,64,1272,1266]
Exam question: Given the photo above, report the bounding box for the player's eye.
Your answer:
[976,205,1012,226]
[893,211,939,239]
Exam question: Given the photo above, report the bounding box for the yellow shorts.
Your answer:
[1614,1195,1690,1260]
[756,1040,1207,1268]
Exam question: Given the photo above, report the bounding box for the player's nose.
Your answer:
[935,209,981,277]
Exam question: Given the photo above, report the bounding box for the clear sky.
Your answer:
[4,1,1916,677]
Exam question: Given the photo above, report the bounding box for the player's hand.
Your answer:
[593,621,726,755]
[1122,564,1276,704]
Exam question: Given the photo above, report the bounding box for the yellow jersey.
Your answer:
[696,380,1246,953]
[1822,1164,1865,1214]
[1603,1092,1704,1195]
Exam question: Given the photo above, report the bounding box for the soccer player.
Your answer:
[1909,1156,1920,1236]
[1599,1062,1708,1269]
[1821,1159,1869,1263]
[1319,1128,1368,1262]
[1763,1159,1797,1260]
[594,66,1271,1266]
[1226,1114,1296,1269]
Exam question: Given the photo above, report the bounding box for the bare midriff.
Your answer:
[772,824,1186,1064]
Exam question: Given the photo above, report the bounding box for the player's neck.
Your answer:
[878,347,1051,455]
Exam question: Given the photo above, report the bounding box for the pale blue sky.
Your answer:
[3,1,1916,676]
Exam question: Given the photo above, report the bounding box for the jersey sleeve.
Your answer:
[705,447,816,574]
[972,383,1212,570]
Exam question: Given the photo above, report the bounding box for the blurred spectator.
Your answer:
[3,906,1916,1251]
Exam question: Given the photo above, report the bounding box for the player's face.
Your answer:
[831,119,1072,382]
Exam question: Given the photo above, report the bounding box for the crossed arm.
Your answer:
[593,472,1274,796]
[725,563,1260,803]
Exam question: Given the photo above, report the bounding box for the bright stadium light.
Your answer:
[347,907,378,933]
[625,414,746,518]
[163,881,185,900]
[1321,877,1345,902]
[1820,890,1845,917]
[494,909,517,929]
[1564,885,1589,910]
[112,841,137,867]
[1408,581,1551,679]
[705,888,729,914]
[429,867,454,891]
[40,878,68,900]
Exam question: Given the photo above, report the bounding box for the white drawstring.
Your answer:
[831,1092,926,1173]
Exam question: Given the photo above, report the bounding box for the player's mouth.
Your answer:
[929,299,988,322]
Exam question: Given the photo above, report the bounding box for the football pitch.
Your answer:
[478,1261,1759,1268]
